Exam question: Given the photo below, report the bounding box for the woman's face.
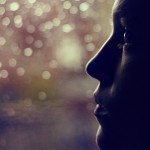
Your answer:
[86,0,150,150]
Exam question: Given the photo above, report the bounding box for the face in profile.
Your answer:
[86,0,150,150]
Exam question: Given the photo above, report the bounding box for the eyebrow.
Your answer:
[112,10,127,27]
[120,17,126,28]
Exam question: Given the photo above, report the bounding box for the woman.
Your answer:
[86,0,150,150]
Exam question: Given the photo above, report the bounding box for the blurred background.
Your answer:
[0,0,114,150]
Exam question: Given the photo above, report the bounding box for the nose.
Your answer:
[86,36,122,85]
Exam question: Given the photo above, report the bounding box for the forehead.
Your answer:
[112,0,124,12]
[112,0,150,26]
[113,0,149,16]
[112,0,129,15]
[112,0,150,45]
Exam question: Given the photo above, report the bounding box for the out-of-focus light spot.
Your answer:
[24,98,32,107]
[2,17,10,26]
[53,18,61,27]
[56,37,82,70]
[0,7,5,15]
[34,40,43,48]
[25,35,34,44]
[16,67,25,76]
[49,60,58,69]
[34,8,43,17]
[0,70,8,78]
[93,24,102,32]
[14,15,23,28]
[24,48,33,57]
[44,21,53,30]
[27,25,36,33]
[0,0,6,4]
[43,5,51,13]
[11,43,21,55]
[70,6,78,14]
[38,91,47,100]
[0,62,2,68]
[42,71,51,80]
[27,0,36,4]
[79,2,90,11]
[84,34,93,43]
[86,43,95,51]
[9,2,20,11]
[0,36,6,46]
[63,1,72,10]
[8,58,17,67]
[62,24,74,33]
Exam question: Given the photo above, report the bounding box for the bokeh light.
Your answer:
[0,0,114,150]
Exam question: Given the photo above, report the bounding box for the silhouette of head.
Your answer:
[86,0,150,149]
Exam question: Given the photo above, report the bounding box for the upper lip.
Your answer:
[93,85,110,117]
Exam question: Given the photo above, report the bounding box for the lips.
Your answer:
[94,104,109,117]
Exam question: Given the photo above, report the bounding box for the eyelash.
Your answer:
[117,26,135,49]
[116,28,126,50]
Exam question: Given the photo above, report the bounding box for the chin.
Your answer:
[96,125,150,150]
[96,126,116,150]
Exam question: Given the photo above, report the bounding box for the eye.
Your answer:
[124,29,135,44]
